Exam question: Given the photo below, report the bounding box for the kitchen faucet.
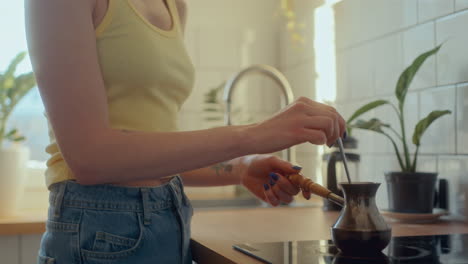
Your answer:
[223,64,296,163]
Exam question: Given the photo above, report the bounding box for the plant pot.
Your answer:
[385,171,437,213]
[0,146,30,217]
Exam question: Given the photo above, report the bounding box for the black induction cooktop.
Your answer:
[233,234,468,264]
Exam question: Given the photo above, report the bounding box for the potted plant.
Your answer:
[347,45,451,213]
[0,52,36,216]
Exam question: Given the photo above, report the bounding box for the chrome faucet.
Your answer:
[223,64,296,163]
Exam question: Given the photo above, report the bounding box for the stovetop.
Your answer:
[233,234,468,264]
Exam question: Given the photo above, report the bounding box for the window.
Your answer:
[1,1,48,162]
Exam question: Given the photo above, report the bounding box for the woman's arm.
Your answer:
[180,159,242,187]
[25,0,345,186]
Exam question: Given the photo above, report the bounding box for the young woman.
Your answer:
[25,0,346,263]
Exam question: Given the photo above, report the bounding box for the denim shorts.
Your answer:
[37,176,193,264]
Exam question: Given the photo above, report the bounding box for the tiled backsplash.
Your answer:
[334,0,468,213]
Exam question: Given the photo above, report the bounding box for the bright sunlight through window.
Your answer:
[1,1,48,161]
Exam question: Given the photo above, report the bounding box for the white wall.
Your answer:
[333,0,468,214]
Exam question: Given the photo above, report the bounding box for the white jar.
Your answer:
[0,145,30,217]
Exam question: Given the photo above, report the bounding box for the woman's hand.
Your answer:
[239,154,311,206]
[244,97,346,154]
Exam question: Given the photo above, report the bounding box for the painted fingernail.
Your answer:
[269,179,276,186]
[292,165,302,170]
[269,172,279,181]
[328,143,334,148]
[343,131,348,139]
[263,184,270,190]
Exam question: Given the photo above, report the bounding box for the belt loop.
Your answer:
[52,181,66,219]
[140,188,151,226]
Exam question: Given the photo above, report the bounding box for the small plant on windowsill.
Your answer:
[0,52,36,147]
[0,52,36,217]
[346,45,451,214]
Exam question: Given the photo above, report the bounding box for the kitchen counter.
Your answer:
[1,207,468,263]
[190,207,468,264]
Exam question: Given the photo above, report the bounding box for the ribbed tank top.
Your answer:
[44,0,195,188]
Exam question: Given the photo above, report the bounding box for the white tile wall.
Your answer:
[436,10,468,86]
[334,0,417,50]
[283,62,316,99]
[334,0,468,212]
[402,22,437,90]
[457,83,468,154]
[418,0,455,23]
[456,0,468,11]
[419,85,456,154]
[197,27,245,70]
[417,155,438,173]
[373,33,404,96]
[337,44,375,101]
[438,156,468,215]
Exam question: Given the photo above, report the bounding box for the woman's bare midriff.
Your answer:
[111,177,175,187]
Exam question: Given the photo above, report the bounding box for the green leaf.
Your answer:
[203,82,225,104]
[205,117,223,121]
[412,110,451,146]
[4,128,17,138]
[2,52,27,90]
[352,118,390,133]
[8,72,36,101]
[13,136,26,142]
[203,108,221,112]
[347,100,390,124]
[395,45,441,108]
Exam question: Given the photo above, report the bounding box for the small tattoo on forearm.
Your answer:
[211,162,233,177]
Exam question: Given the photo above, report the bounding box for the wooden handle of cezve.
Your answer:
[287,173,344,206]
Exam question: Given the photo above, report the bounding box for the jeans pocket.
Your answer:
[80,211,145,261]
[92,231,137,252]
[37,255,55,264]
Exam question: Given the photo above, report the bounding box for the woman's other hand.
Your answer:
[244,97,346,154]
[239,155,306,206]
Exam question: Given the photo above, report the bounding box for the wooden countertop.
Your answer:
[1,207,468,264]
[190,207,468,264]
[0,209,46,235]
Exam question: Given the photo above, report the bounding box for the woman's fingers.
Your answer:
[270,172,299,196]
[295,97,346,138]
[263,184,280,207]
[268,156,301,175]
[269,177,293,204]
[327,118,341,147]
[302,129,327,145]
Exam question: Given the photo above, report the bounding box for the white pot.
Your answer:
[0,145,30,217]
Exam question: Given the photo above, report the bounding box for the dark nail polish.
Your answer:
[263,184,270,190]
[328,143,334,148]
[269,172,279,181]
[292,165,302,170]
[269,179,276,186]
[343,131,348,139]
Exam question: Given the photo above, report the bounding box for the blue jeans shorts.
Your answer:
[37,176,193,264]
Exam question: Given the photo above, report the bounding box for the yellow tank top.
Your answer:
[44,0,195,188]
